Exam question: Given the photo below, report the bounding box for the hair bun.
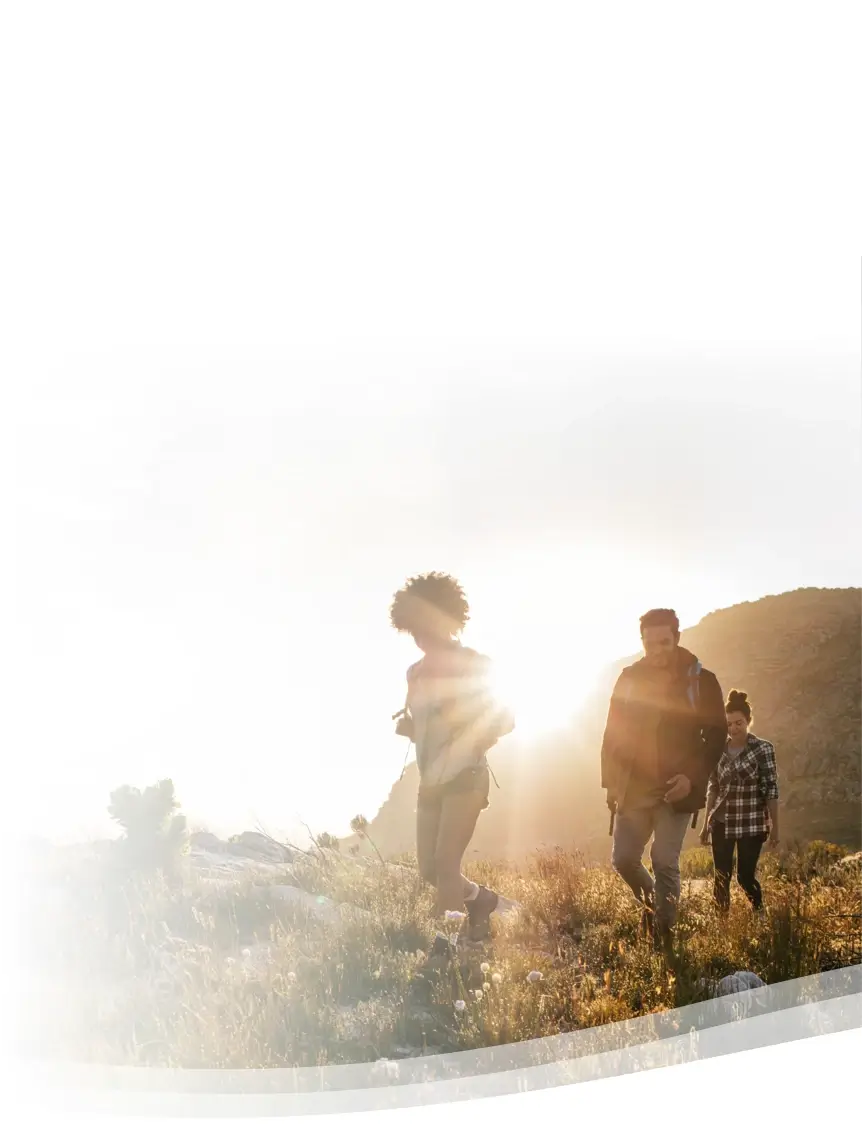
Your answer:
[725,689,752,718]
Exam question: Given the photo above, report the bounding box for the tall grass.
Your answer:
[20,845,861,1068]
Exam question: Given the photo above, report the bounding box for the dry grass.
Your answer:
[19,844,861,1068]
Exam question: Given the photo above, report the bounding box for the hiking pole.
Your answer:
[608,803,617,836]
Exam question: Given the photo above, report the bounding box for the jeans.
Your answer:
[611,801,691,929]
[710,822,766,910]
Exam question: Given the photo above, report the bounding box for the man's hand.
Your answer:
[606,790,617,813]
[767,831,780,850]
[664,774,692,804]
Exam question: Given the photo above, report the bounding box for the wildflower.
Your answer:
[526,970,543,984]
[483,982,491,992]
[474,989,483,1001]
[491,973,503,985]
[445,910,466,922]
[454,999,466,1013]
[241,948,252,959]
[286,971,297,983]
[480,962,490,974]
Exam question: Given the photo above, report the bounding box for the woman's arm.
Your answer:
[757,741,780,844]
[766,799,780,846]
[700,787,716,843]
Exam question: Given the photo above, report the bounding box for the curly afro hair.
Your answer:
[389,571,470,638]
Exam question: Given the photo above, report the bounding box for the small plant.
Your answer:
[350,814,386,865]
[107,779,188,875]
[680,846,714,879]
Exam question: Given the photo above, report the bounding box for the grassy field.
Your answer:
[19,840,861,1069]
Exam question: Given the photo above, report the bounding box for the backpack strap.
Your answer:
[687,660,702,709]
[398,739,413,781]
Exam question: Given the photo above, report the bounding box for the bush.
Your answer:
[680,846,714,879]
[772,840,849,883]
[107,779,188,877]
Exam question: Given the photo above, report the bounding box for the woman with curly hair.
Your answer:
[390,571,514,942]
[700,689,780,912]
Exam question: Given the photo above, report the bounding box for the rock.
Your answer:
[713,970,766,997]
[226,832,296,863]
[189,831,231,853]
[263,884,372,927]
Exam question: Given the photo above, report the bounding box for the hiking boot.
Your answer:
[465,886,499,942]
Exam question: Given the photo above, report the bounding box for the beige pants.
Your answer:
[416,766,489,915]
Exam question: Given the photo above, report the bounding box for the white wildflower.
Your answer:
[445,910,466,922]
[286,971,297,983]
[491,972,503,985]
[480,962,490,974]
[454,999,466,1013]
[483,981,491,992]
[526,970,543,984]
[474,989,483,1001]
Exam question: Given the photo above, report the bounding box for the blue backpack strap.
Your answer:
[687,660,702,708]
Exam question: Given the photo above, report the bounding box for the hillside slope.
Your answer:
[349,588,861,860]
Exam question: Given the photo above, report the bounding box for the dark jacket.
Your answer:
[600,646,726,814]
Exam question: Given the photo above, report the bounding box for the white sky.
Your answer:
[5,3,861,843]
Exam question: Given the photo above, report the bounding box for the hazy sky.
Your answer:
[7,5,860,844]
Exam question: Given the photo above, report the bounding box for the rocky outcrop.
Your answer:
[190,830,297,863]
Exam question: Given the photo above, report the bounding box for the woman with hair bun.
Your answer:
[700,689,780,912]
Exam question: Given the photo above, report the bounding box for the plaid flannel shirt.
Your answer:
[706,732,779,839]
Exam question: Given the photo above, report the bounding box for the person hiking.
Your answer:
[601,608,727,951]
[389,571,514,943]
[700,689,779,913]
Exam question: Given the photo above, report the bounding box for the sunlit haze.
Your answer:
[7,6,860,848]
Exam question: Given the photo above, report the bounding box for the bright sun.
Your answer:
[461,539,703,744]
[486,639,603,742]
[461,546,642,743]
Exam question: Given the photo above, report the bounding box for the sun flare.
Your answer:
[487,644,602,743]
